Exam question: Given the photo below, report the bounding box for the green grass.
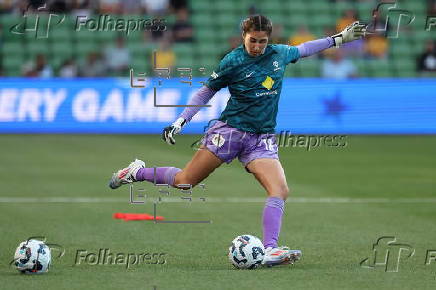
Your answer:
[1,135,436,289]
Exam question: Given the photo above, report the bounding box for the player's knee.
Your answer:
[268,185,289,200]
[174,173,199,189]
[278,184,290,200]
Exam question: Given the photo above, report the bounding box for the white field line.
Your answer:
[0,197,436,203]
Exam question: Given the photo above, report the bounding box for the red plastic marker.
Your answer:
[113,213,164,221]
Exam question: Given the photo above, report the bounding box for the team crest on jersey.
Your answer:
[211,134,225,148]
[273,60,281,71]
[262,76,274,90]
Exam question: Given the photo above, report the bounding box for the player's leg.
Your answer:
[246,158,301,266]
[134,120,243,189]
[173,146,223,189]
[109,146,222,189]
[136,145,223,189]
[246,158,289,200]
[109,121,241,190]
[246,158,289,248]
[239,134,288,249]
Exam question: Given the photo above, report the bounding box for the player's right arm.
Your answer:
[162,55,233,145]
[162,86,216,145]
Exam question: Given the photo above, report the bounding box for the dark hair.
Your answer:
[241,14,273,36]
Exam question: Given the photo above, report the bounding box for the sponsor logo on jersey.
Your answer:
[261,76,274,90]
[256,90,278,97]
[211,71,218,79]
[245,71,255,78]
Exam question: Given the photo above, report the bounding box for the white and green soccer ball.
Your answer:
[228,235,265,269]
[13,239,51,274]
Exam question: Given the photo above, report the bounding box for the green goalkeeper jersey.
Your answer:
[205,44,300,134]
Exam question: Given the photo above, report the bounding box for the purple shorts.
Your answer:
[201,121,279,166]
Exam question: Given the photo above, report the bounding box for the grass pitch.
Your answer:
[0,135,435,289]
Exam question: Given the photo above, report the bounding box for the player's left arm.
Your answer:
[291,21,366,60]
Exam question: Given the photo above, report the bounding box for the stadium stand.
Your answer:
[0,0,435,77]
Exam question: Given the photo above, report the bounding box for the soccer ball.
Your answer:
[13,239,51,274]
[228,235,265,269]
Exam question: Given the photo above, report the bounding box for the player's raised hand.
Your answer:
[332,21,367,47]
[162,117,187,145]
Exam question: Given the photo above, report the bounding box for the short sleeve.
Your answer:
[205,56,233,91]
[282,45,300,64]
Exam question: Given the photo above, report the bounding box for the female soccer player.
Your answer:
[110,15,366,266]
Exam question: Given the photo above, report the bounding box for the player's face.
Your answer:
[243,31,269,57]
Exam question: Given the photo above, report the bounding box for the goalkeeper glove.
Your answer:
[162,117,187,145]
[332,21,367,48]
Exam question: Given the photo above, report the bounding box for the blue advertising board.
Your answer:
[0,78,435,134]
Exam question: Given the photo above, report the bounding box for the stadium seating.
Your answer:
[0,0,434,77]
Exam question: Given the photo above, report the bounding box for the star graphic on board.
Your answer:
[322,92,348,123]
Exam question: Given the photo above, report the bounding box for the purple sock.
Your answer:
[136,167,181,186]
[262,197,285,249]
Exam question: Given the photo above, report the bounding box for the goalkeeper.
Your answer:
[110,15,366,267]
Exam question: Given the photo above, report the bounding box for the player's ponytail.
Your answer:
[241,14,273,36]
